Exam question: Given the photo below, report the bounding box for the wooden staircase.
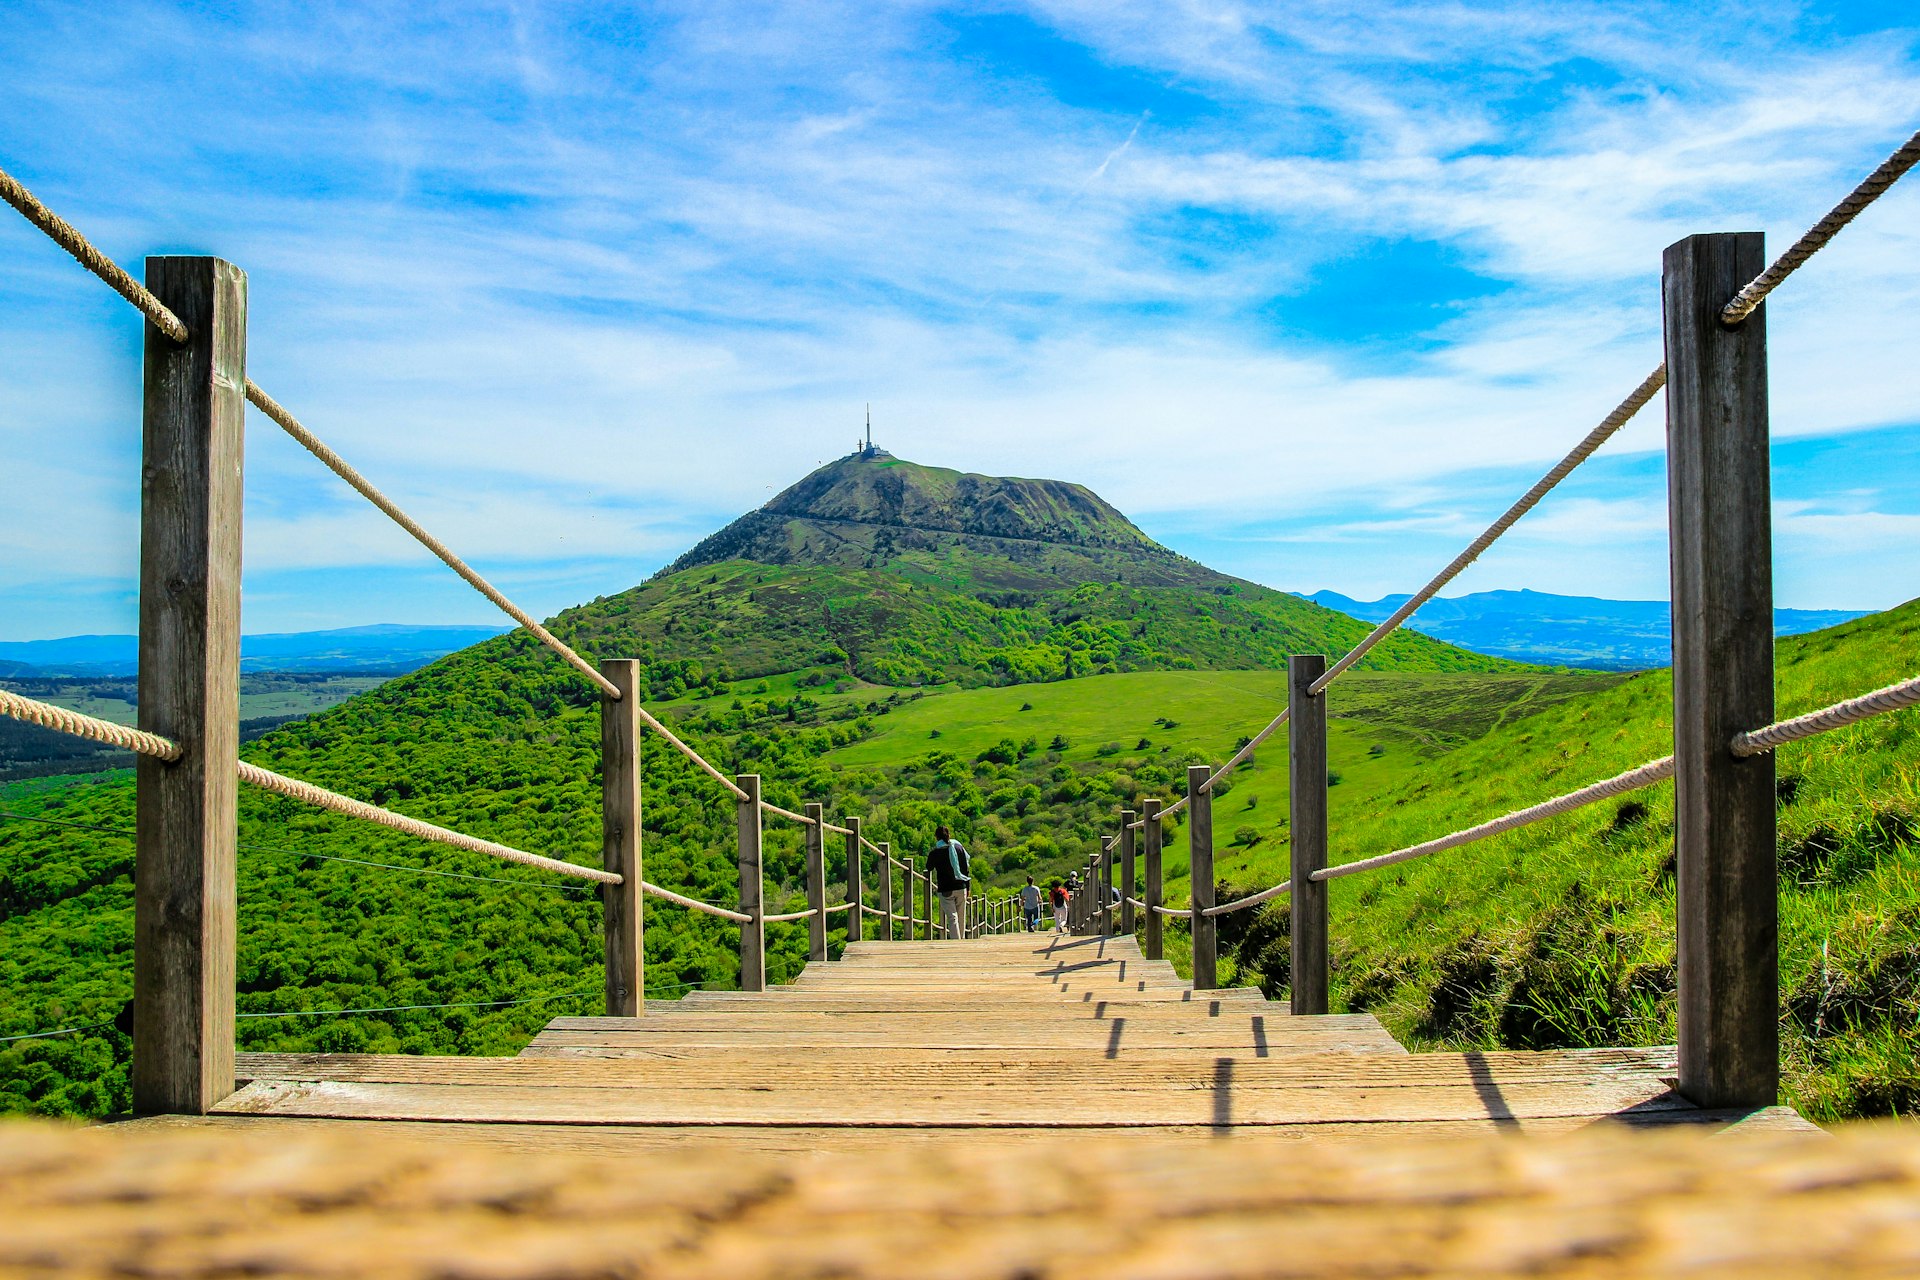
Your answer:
[202,933,1809,1151]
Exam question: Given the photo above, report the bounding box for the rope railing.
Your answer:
[0,688,181,761]
[236,762,620,885]
[1722,128,1920,325]
[1202,881,1293,918]
[763,907,820,924]
[640,881,752,923]
[0,165,189,342]
[243,384,621,704]
[0,161,760,804]
[1731,672,1920,757]
[1315,755,1676,884]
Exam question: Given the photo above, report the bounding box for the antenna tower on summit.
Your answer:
[857,404,879,458]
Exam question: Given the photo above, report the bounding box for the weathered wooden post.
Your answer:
[1289,654,1330,1015]
[736,774,765,992]
[1188,765,1217,990]
[600,659,644,1017]
[1119,812,1137,934]
[845,816,863,948]
[904,858,918,941]
[804,802,827,963]
[879,840,895,941]
[1665,230,1777,1110]
[134,255,246,1116]
[1142,798,1164,960]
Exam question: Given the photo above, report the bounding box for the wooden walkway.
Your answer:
[203,934,1809,1151]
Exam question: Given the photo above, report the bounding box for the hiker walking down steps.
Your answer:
[1019,875,1042,933]
[928,825,971,939]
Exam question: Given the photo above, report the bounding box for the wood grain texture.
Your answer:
[17,1114,1892,1277]
[845,816,863,946]
[134,255,247,1117]
[599,659,643,1017]
[1289,653,1330,1015]
[1142,796,1164,960]
[1187,765,1217,990]
[804,802,827,962]
[1663,231,1778,1110]
[736,774,764,992]
[878,839,894,942]
[1119,810,1136,934]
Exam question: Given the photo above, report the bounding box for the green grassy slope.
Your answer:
[1158,601,1920,1122]
[560,563,1518,690]
[4,602,1912,1120]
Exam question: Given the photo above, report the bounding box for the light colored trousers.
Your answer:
[941,889,967,938]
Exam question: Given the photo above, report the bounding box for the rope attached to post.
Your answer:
[1722,129,1920,325]
[641,881,752,923]
[0,164,189,342]
[0,689,182,761]
[236,761,620,884]
[1732,672,1920,756]
[242,383,620,701]
[763,908,820,924]
[1314,754,1676,884]
[1202,880,1292,918]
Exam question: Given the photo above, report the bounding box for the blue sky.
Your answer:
[2,1,1917,638]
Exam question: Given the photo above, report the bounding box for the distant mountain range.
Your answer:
[0,624,511,678]
[1306,589,1871,670]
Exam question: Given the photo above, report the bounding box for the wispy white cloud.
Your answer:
[2,0,1918,634]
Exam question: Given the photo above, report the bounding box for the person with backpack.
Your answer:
[1048,879,1069,933]
[927,825,971,940]
[1019,875,1042,933]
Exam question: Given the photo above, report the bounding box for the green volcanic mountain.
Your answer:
[666,450,1220,590]
[558,449,1511,690]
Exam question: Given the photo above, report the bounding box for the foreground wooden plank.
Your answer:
[215,1070,1689,1127]
[14,1115,1893,1278]
[241,1048,1661,1090]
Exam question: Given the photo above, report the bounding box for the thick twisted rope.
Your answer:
[0,164,188,342]
[1723,129,1920,325]
[1305,365,1670,700]
[1314,754,1675,884]
[1151,903,1192,919]
[0,161,751,805]
[324,495,707,784]
[237,762,620,884]
[0,689,181,761]
[1202,880,1293,918]
[641,881,752,923]
[242,384,622,702]
[824,901,855,914]
[763,908,819,923]
[1732,672,1920,757]
[249,385,748,802]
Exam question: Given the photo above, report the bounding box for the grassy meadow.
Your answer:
[1,600,1914,1123]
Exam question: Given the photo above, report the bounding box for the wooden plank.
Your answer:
[600,658,643,1017]
[1119,808,1136,934]
[1290,653,1330,1014]
[1663,230,1778,1111]
[213,1071,1689,1127]
[237,1047,1676,1089]
[134,255,247,1117]
[100,1101,1828,1157]
[736,773,764,991]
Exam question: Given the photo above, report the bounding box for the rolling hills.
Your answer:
[2,447,1911,1124]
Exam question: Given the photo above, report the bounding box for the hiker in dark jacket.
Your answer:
[928,825,971,939]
